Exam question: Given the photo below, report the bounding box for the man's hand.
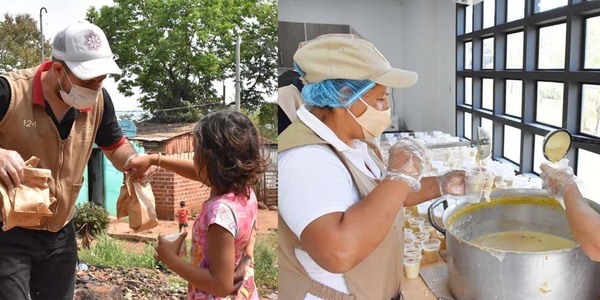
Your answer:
[0,149,25,189]
[123,153,158,183]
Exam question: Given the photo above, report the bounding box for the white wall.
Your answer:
[279,0,456,134]
[399,0,456,134]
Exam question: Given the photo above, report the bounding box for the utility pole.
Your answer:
[39,7,47,63]
[235,34,241,112]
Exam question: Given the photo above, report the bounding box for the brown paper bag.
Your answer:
[116,173,158,232]
[0,157,54,231]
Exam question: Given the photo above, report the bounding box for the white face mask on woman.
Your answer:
[346,97,392,139]
[58,70,99,109]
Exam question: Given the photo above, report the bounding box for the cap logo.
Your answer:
[84,31,102,51]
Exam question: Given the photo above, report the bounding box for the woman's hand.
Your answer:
[540,161,577,198]
[385,137,430,191]
[438,169,466,196]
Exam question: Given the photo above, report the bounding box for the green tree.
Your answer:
[86,0,277,123]
[0,13,51,73]
[256,102,276,141]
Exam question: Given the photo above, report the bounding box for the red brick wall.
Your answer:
[150,168,210,220]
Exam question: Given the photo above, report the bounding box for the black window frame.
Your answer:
[456,0,600,178]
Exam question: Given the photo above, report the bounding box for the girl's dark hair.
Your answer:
[194,110,269,197]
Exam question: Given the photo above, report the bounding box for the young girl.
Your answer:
[125,110,267,299]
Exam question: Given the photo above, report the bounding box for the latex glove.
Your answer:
[385,137,430,191]
[540,161,577,199]
[155,232,187,263]
[0,148,25,190]
[437,169,466,196]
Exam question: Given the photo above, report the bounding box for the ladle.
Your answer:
[543,129,572,163]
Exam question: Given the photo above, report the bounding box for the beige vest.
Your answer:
[278,120,404,300]
[0,66,104,232]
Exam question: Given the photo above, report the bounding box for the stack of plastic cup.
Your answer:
[403,208,413,228]
[403,243,422,279]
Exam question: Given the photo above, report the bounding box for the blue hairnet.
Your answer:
[301,79,376,108]
[294,61,375,107]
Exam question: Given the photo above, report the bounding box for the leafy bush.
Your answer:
[254,233,278,295]
[73,202,110,237]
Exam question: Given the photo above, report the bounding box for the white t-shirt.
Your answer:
[279,105,383,299]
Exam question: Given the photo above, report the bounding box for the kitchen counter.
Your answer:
[401,251,450,300]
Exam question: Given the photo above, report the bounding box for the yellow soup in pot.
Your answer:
[471,230,577,252]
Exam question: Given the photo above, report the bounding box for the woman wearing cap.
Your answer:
[278,34,465,299]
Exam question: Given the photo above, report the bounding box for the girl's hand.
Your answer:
[155,232,188,263]
[124,153,157,181]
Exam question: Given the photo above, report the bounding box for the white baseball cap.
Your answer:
[52,21,122,80]
[293,34,418,88]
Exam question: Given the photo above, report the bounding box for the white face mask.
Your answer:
[58,70,99,109]
[346,97,392,139]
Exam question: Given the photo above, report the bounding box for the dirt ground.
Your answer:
[107,208,278,242]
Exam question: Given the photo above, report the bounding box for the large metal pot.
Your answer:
[428,189,600,300]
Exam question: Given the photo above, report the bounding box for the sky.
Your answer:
[0,0,244,113]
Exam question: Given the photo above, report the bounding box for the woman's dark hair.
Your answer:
[194,110,268,197]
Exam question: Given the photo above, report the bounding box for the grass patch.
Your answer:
[254,232,278,296]
[79,233,156,268]
[79,232,278,296]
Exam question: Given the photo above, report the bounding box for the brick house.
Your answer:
[131,122,277,220]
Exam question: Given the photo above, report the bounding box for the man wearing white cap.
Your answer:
[0,21,144,299]
[278,34,465,299]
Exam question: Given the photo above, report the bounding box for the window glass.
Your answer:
[484,0,496,28]
[506,31,523,69]
[536,81,564,127]
[483,37,494,69]
[538,24,566,69]
[533,135,544,174]
[535,0,567,13]
[507,0,525,22]
[578,149,600,204]
[465,112,472,139]
[506,80,522,117]
[581,84,600,137]
[466,5,473,34]
[465,77,473,105]
[585,16,600,68]
[504,125,521,164]
[483,78,494,110]
[465,42,473,69]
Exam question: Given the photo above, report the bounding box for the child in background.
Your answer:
[178,201,190,233]
[124,110,267,299]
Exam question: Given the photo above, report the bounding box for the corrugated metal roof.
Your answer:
[130,123,196,142]
[130,122,276,145]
